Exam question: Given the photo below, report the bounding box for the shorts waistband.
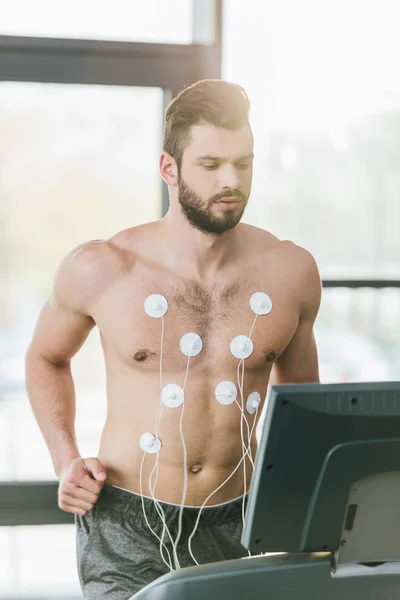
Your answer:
[98,483,248,527]
[110,484,246,508]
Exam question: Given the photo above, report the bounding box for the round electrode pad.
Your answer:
[180,332,203,357]
[215,381,238,405]
[144,294,168,318]
[161,383,184,408]
[250,292,273,316]
[230,335,254,359]
[246,392,261,415]
[139,432,162,454]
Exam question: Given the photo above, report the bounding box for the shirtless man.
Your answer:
[25,79,321,599]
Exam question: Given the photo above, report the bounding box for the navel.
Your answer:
[190,464,203,474]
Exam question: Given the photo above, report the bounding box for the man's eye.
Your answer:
[236,163,251,170]
[203,164,218,170]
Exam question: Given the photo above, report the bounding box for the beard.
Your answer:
[177,176,248,235]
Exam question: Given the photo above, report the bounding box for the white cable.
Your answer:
[148,402,178,564]
[143,315,177,570]
[186,377,259,564]
[143,299,264,569]
[235,361,254,468]
[236,313,258,470]
[236,313,259,465]
[148,404,165,497]
[187,451,248,565]
[240,361,247,494]
[247,404,259,455]
[244,318,260,456]
[188,312,261,565]
[172,352,192,569]
[237,312,258,556]
[237,358,249,554]
[241,399,260,561]
[139,453,173,570]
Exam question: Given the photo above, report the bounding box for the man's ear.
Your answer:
[160,152,178,186]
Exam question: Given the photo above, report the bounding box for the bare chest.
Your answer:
[95,274,299,375]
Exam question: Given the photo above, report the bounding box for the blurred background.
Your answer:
[0,0,399,597]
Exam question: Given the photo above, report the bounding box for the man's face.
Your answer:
[177,123,254,235]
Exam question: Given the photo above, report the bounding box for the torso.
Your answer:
[91,222,301,505]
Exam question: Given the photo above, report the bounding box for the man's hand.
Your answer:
[58,457,107,516]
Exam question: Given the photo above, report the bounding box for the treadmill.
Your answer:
[133,381,400,599]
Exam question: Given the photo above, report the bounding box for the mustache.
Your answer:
[212,190,246,202]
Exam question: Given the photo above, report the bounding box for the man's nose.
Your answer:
[218,163,241,190]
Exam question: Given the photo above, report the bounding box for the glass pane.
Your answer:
[223,0,400,278]
[0,384,106,481]
[0,525,81,598]
[0,0,193,44]
[315,288,400,382]
[0,82,162,481]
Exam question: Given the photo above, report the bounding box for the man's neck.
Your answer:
[157,213,242,283]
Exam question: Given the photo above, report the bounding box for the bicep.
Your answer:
[269,246,322,385]
[27,295,95,365]
[270,316,319,385]
[26,243,101,365]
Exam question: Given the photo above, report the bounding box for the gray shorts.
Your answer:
[75,483,249,599]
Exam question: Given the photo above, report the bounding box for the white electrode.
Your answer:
[161,383,184,408]
[144,294,168,318]
[215,381,238,405]
[250,292,273,316]
[246,392,261,415]
[230,335,254,359]
[180,332,203,357]
[139,432,162,454]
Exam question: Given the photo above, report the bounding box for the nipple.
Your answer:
[139,432,162,454]
[215,381,237,405]
[230,335,254,359]
[144,294,168,318]
[250,292,273,316]
[161,383,184,408]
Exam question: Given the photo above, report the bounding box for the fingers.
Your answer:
[62,481,100,505]
[58,483,99,515]
[59,474,103,516]
[83,457,107,482]
[59,494,94,516]
[58,456,107,515]
[66,468,104,496]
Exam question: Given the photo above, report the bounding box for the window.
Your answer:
[0,525,80,598]
[223,0,400,278]
[223,0,400,380]
[0,82,162,596]
[0,0,193,44]
[315,288,400,382]
[0,81,162,482]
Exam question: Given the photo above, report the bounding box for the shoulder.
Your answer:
[243,223,319,277]
[280,240,322,317]
[280,240,320,278]
[241,224,321,316]
[53,230,139,314]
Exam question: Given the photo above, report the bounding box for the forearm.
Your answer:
[25,352,81,477]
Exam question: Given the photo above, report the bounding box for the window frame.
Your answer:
[1,0,399,529]
[0,1,223,525]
